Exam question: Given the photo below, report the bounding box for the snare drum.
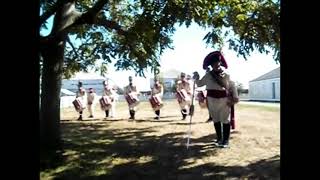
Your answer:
[100,96,112,109]
[149,95,163,110]
[73,98,83,112]
[125,93,139,106]
[176,89,191,103]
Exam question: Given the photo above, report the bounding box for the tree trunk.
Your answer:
[39,1,80,150]
[40,39,65,149]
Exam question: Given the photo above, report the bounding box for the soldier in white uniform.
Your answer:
[193,51,239,148]
[109,86,119,118]
[187,74,197,113]
[75,81,87,120]
[101,81,116,119]
[176,72,192,120]
[150,77,164,120]
[205,67,213,123]
[87,88,97,118]
[124,76,140,120]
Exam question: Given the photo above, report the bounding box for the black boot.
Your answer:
[129,110,135,120]
[214,122,222,145]
[181,109,187,120]
[154,110,160,120]
[222,123,231,148]
[78,111,83,120]
[105,110,109,118]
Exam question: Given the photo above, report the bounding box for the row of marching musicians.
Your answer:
[72,76,163,120]
[73,51,239,149]
[72,81,118,120]
[72,74,209,121]
[73,72,234,124]
[125,73,205,121]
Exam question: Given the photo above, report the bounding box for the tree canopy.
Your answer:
[40,0,280,78]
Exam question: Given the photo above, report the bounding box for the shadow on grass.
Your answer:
[80,155,280,180]
[40,121,279,180]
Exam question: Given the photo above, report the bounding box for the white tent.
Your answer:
[70,72,106,80]
[61,89,76,96]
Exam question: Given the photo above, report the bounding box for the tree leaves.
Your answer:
[41,0,280,78]
[236,14,247,21]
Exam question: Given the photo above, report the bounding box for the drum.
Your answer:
[73,98,83,112]
[176,89,191,103]
[100,96,112,109]
[149,95,163,110]
[125,93,139,106]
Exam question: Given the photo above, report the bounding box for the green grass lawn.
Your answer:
[41,100,280,180]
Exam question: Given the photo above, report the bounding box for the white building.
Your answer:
[249,67,280,102]
[62,78,106,95]
[61,72,122,96]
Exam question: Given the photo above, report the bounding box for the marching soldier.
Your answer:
[75,81,87,120]
[101,80,116,119]
[124,76,140,120]
[193,51,239,148]
[87,88,97,118]
[176,72,192,120]
[149,76,164,120]
[109,86,119,118]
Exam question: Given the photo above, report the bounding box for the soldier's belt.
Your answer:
[207,89,228,98]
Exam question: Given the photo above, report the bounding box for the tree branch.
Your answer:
[239,11,257,40]
[74,0,110,25]
[51,1,83,34]
[39,0,63,28]
[45,0,109,37]
[94,18,127,35]
[43,0,127,43]
[89,45,99,58]
[66,36,80,59]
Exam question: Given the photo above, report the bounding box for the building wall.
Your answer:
[249,78,280,101]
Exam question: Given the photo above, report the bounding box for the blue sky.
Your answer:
[41,14,280,90]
